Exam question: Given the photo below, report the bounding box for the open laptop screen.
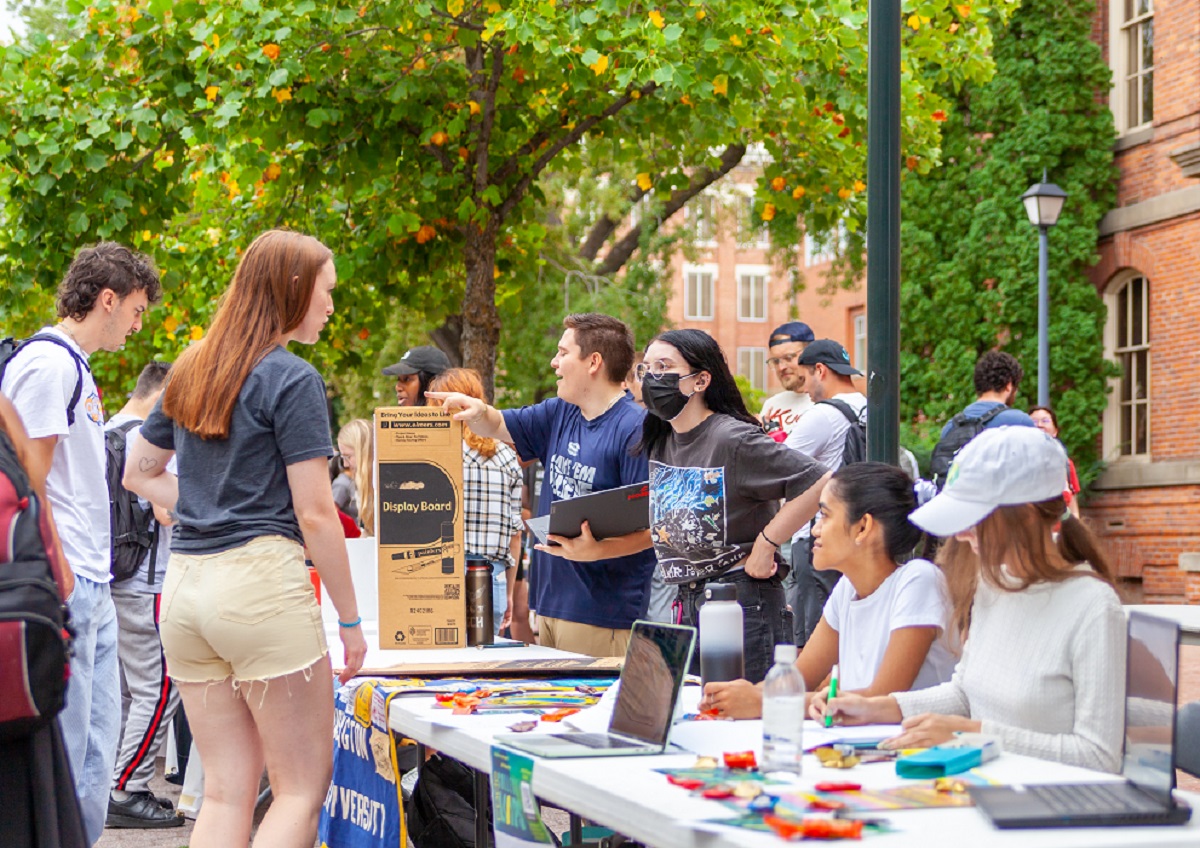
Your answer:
[1123,611,1180,799]
[608,622,694,746]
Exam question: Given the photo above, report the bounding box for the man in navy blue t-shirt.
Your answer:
[428,313,655,658]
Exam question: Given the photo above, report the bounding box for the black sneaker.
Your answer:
[106,792,184,829]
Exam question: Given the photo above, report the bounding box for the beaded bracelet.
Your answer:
[760,529,782,549]
[338,616,363,628]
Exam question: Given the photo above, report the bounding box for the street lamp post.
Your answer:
[1020,171,1068,408]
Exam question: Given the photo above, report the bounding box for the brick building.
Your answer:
[1086,0,1200,602]
[665,154,864,400]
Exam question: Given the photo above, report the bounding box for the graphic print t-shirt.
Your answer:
[649,414,824,584]
[503,395,654,629]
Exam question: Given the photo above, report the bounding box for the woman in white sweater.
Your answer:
[823,426,1126,774]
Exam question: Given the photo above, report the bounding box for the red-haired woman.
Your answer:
[125,230,366,847]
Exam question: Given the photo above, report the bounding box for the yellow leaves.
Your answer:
[630,90,640,99]
[761,203,776,222]
[695,9,706,19]
[141,230,153,242]
[648,10,665,29]
[771,176,786,191]
[163,315,179,333]
[262,43,280,60]
[190,326,204,342]
[212,32,220,50]
[838,187,852,199]
[906,14,930,29]
[413,57,428,70]
[205,85,219,101]
[589,54,609,75]
[271,87,292,104]
[447,0,465,15]
[956,3,971,16]
[493,265,502,279]
[486,0,502,11]
[853,179,866,192]
[792,185,806,199]
[430,131,449,145]
[467,100,481,115]
[636,172,652,191]
[712,75,728,96]
[423,32,433,42]
[416,225,437,244]
[680,94,693,106]
[729,34,742,46]
[264,163,282,182]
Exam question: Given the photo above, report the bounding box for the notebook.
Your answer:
[524,481,650,546]
[969,610,1193,828]
[494,621,695,759]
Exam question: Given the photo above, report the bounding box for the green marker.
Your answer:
[825,663,839,728]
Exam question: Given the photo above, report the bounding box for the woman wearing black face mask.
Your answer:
[635,330,831,683]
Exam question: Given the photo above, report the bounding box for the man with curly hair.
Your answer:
[1,241,161,845]
[940,350,1037,438]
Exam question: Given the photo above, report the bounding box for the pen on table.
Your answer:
[478,641,527,649]
[825,664,839,728]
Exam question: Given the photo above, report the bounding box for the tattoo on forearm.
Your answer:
[167,509,179,523]
[138,457,158,472]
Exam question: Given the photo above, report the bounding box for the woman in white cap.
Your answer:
[823,425,1126,773]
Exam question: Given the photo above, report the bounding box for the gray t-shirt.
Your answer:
[648,414,825,583]
[140,346,334,554]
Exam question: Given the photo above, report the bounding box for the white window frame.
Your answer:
[852,310,867,371]
[736,193,770,249]
[804,221,848,267]
[737,346,768,392]
[682,263,717,322]
[736,264,770,323]
[689,193,719,247]
[1103,272,1151,460]
[1108,0,1154,134]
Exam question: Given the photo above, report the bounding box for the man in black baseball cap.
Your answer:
[795,338,863,377]
[381,345,451,406]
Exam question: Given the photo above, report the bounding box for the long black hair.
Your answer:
[830,462,924,560]
[635,329,758,455]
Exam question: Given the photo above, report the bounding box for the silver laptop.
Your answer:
[494,621,695,758]
[970,611,1192,828]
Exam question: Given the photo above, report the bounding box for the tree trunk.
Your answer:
[461,225,501,401]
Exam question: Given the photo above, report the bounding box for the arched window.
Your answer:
[1105,274,1151,458]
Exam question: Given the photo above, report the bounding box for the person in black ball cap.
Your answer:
[382,345,451,406]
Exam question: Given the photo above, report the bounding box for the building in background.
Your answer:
[1087,0,1200,602]
[665,156,865,400]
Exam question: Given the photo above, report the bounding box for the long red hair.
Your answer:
[163,230,333,438]
[427,368,497,458]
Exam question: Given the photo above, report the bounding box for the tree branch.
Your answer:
[594,142,746,277]
[579,185,648,262]
[494,80,657,224]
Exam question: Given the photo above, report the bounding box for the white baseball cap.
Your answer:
[910,426,1068,537]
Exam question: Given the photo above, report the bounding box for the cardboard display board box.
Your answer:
[375,408,465,648]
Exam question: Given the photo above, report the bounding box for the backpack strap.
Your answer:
[976,404,1006,426]
[4,333,89,427]
[816,398,864,426]
[147,522,160,586]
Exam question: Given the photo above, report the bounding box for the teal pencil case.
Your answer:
[895,745,984,778]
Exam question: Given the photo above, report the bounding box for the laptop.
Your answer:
[494,621,695,758]
[525,482,650,546]
[970,611,1193,828]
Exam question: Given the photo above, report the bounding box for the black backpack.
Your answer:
[0,427,73,742]
[406,753,493,848]
[929,404,1006,490]
[105,420,160,584]
[816,398,867,468]
[0,334,87,426]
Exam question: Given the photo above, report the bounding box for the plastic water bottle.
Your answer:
[698,583,743,685]
[762,643,805,775]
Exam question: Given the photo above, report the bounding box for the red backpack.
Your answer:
[0,426,73,741]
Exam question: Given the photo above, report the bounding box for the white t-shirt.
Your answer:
[760,391,812,437]
[822,559,957,692]
[1,326,111,583]
[107,414,175,594]
[784,391,867,471]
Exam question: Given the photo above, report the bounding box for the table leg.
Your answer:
[569,812,583,848]
[474,767,490,848]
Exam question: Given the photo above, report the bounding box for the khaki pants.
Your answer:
[538,616,630,658]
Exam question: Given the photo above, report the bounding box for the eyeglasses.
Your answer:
[634,363,699,382]
[766,351,802,368]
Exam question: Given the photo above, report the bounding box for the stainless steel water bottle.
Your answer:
[465,561,494,646]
